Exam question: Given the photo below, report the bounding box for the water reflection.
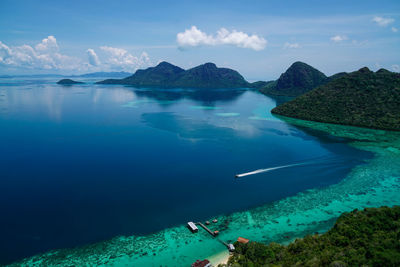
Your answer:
[133,88,246,106]
[141,112,237,140]
[91,87,135,104]
[0,85,66,120]
[0,77,255,121]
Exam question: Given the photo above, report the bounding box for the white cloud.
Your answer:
[392,27,398,33]
[139,52,151,66]
[283,42,300,49]
[35,36,59,54]
[0,36,80,70]
[87,48,100,66]
[99,46,152,72]
[0,37,152,72]
[0,41,12,63]
[392,64,400,72]
[176,26,267,51]
[372,16,395,27]
[330,35,348,42]
[177,26,214,47]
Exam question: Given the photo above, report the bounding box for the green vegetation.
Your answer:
[173,62,249,88]
[97,62,250,89]
[272,67,400,131]
[259,61,328,96]
[98,61,185,87]
[226,206,400,267]
[95,61,347,92]
[57,79,84,84]
[248,80,274,89]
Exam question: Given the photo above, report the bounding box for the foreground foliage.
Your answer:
[227,206,400,266]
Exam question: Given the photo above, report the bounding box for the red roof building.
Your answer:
[237,237,249,244]
[191,259,212,267]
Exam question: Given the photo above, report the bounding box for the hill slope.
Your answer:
[272,67,400,131]
[97,62,184,87]
[228,206,400,266]
[173,63,249,88]
[97,62,250,89]
[260,61,327,96]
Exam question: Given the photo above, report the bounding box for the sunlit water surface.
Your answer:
[0,78,381,265]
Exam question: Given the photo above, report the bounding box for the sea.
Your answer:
[1,77,399,266]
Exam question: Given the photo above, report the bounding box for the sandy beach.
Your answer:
[208,250,230,266]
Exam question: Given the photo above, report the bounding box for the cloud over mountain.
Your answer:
[99,46,151,72]
[177,26,267,51]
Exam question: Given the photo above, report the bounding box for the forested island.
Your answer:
[225,206,400,266]
[271,67,400,131]
[93,61,400,131]
[56,79,84,85]
[97,61,252,89]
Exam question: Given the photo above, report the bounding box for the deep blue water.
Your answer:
[0,78,371,264]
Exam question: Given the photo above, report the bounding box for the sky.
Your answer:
[0,0,399,80]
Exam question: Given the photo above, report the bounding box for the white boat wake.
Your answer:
[235,162,306,178]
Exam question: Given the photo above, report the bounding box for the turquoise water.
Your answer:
[13,117,400,267]
[1,77,394,266]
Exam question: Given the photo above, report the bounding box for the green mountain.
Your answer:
[228,206,400,267]
[97,62,184,87]
[57,79,84,85]
[272,67,400,131]
[97,62,250,89]
[260,61,328,96]
[174,62,249,88]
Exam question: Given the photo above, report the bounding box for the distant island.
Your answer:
[0,72,132,79]
[57,79,84,85]
[74,71,132,78]
[227,206,400,266]
[97,61,255,89]
[259,61,346,97]
[272,67,400,131]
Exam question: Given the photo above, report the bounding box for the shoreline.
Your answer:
[272,114,400,132]
[208,250,230,266]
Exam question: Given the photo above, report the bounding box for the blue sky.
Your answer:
[0,0,399,80]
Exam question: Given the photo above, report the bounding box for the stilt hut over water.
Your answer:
[187,222,198,233]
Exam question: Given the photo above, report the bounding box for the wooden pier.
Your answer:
[187,221,235,252]
[197,222,216,236]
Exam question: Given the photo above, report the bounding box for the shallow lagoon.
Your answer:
[0,78,387,265]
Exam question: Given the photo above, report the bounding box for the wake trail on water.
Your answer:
[235,155,341,178]
[235,163,305,178]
